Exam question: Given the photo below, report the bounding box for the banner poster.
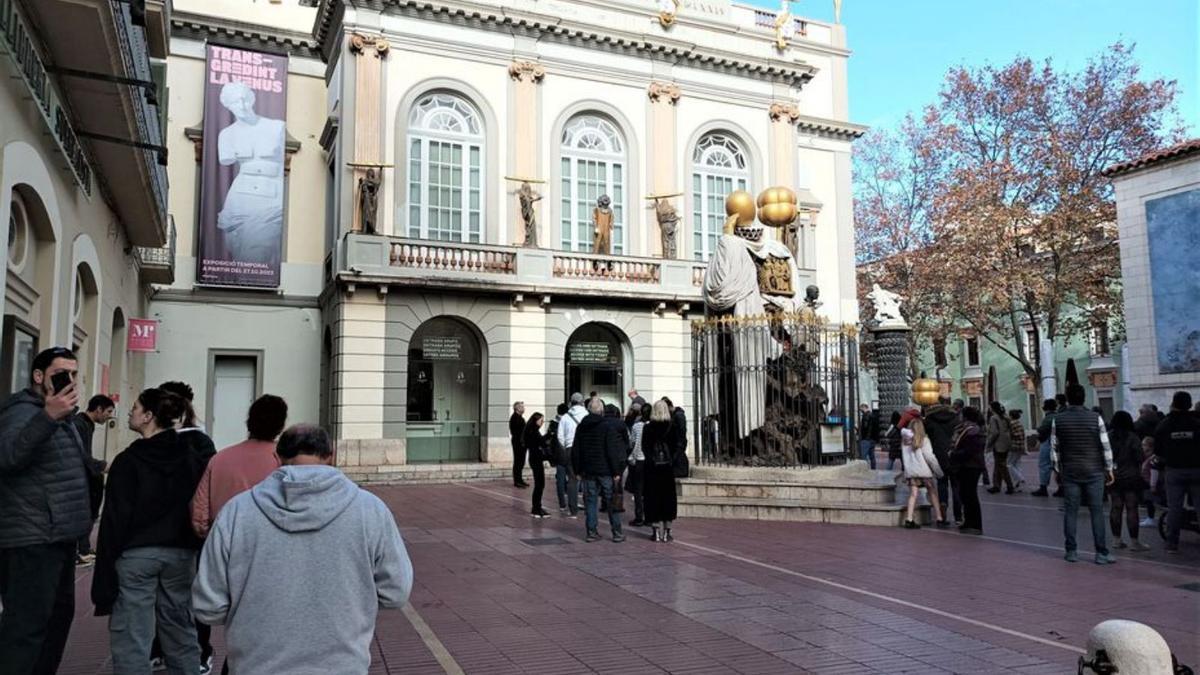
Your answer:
[198,44,288,287]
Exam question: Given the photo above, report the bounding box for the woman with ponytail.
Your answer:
[92,388,209,674]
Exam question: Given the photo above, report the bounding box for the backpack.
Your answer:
[651,438,671,467]
[545,422,562,467]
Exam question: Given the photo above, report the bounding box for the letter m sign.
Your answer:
[127,319,159,352]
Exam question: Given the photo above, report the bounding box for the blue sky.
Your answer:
[748,0,1198,133]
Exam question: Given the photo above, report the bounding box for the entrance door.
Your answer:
[406,318,483,463]
[565,323,626,405]
[210,355,258,451]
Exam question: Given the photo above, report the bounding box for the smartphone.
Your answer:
[50,370,73,395]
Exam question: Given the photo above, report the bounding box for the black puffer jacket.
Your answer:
[924,405,959,474]
[571,413,625,478]
[93,429,208,615]
[0,389,91,548]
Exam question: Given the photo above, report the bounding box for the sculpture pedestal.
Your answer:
[872,326,911,423]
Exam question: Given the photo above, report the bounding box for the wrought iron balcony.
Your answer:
[340,234,706,306]
[135,215,175,285]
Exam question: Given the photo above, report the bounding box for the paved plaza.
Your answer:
[59,469,1198,675]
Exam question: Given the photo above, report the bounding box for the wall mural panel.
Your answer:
[1146,188,1200,374]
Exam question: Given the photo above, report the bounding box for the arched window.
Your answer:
[407,92,484,242]
[560,114,626,254]
[691,132,748,261]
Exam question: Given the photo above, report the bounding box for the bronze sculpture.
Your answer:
[357,168,380,235]
[592,194,613,255]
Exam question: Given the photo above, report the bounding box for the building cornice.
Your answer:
[308,0,818,87]
[170,10,323,59]
[795,114,867,140]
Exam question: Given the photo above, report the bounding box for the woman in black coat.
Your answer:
[641,400,681,542]
[950,406,987,534]
[524,413,550,518]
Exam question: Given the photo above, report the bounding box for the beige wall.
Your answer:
[0,72,151,457]
[174,0,316,34]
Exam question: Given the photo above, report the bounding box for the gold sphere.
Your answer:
[757,186,798,228]
[912,378,941,406]
[725,190,757,226]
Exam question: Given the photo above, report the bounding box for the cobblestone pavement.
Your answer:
[56,460,1199,674]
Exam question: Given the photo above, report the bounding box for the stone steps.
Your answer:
[341,463,509,485]
[678,495,932,527]
[676,463,932,527]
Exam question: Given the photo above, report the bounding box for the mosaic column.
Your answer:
[873,326,912,423]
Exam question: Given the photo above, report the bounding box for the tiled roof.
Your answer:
[1102,138,1200,177]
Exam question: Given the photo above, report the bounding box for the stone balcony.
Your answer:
[338,233,707,307]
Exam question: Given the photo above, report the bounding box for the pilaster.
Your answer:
[349,33,390,233]
[508,60,546,246]
[647,81,681,257]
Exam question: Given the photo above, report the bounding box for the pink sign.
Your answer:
[127,319,158,352]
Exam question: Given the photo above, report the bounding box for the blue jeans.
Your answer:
[1038,440,1053,488]
[858,440,876,469]
[583,476,622,536]
[1063,476,1108,556]
[555,465,579,514]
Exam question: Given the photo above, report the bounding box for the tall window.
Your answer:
[560,115,625,254]
[692,133,748,261]
[965,336,980,367]
[407,93,483,242]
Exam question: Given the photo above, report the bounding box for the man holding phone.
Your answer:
[0,347,93,674]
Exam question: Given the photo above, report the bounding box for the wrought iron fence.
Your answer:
[691,312,858,468]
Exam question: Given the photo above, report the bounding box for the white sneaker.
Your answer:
[200,655,214,675]
[150,657,166,672]
[1139,517,1155,527]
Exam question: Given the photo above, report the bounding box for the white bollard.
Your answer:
[1078,620,1180,675]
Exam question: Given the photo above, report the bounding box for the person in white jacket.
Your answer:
[901,418,948,529]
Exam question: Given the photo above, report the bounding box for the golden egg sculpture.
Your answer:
[757,186,798,228]
[912,378,941,406]
[725,190,757,226]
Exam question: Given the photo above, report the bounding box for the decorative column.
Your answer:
[508,60,545,246]
[867,292,911,424]
[768,102,800,188]
[349,33,390,233]
[647,81,680,256]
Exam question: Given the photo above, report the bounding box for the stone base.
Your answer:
[341,461,511,485]
[677,461,930,527]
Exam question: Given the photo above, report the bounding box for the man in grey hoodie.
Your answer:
[192,424,413,674]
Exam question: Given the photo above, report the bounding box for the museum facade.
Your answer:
[156,0,863,473]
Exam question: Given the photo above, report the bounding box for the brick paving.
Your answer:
[54,462,1199,674]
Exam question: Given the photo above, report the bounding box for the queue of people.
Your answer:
[864,383,1199,561]
[509,389,687,543]
[0,346,413,675]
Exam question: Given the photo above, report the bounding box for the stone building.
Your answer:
[155,0,863,474]
[0,0,171,458]
[1105,139,1200,410]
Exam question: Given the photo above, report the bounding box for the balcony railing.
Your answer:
[135,215,175,285]
[343,234,703,303]
[552,252,659,284]
[389,240,516,275]
[113,0,168,226]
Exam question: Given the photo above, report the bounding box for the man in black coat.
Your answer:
[572,398,626,542]
[0,347,91,674]
[71,395,115,563]
[1154,391,1200,553]
[509,402,528,488]
[924,397,960,521]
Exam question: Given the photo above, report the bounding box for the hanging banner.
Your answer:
[127,319,159,353]
[198,44,288,288]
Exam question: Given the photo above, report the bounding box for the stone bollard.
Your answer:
[1077,620,1189,674]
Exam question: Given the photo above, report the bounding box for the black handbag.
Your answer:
[673,448,690,478]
